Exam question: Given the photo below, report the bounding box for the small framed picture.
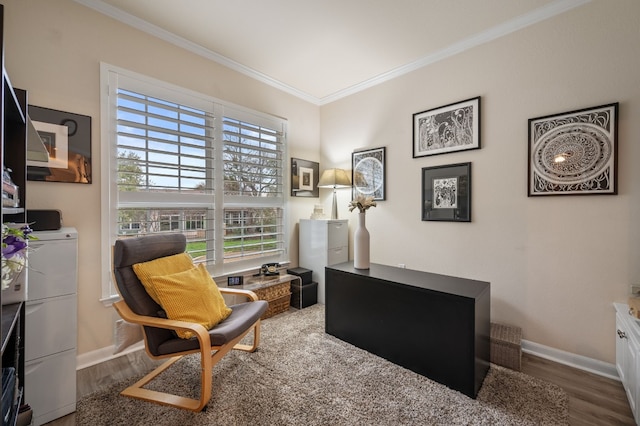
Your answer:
[422,162,471,222]
[528,102,618,196]
[413,97,481,158]
[291,158,319,197]
[27,105,92,183]
[352,147,386,201]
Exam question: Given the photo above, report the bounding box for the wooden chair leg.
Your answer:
[121,354,211,412]
[118,319,261,412]
[232,319,261,353]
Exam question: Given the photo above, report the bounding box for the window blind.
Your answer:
[102,65,288,301]
[116,89,215,194]
[222,117,284,198]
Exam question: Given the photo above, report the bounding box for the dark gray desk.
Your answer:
[325,262,490,398]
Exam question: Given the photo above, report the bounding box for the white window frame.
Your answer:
[100,63,288,304]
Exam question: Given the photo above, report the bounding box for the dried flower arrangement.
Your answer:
[348,195,377,213]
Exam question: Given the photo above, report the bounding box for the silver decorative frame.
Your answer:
[352,147,385,201]
[528,103,618,196]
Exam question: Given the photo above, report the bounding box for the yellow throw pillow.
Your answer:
[147,264,232,339]
[133,253,195,304]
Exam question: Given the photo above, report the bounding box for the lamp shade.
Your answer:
[318,168,352,188]
[318,168,351,220]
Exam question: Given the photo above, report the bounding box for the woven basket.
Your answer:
[253,281,291,301]
[490,322,522,371]
[262,294,291,319]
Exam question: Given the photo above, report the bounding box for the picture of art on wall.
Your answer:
[433,177,458,209]
[291,158,319,197]
[413,96,480,158]
[422,162,471,222]
[528,102,618,196]
[352,147,385,201]
[27,105,92,183]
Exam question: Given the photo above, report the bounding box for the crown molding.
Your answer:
[75,0,590,106]
[318,0,592,105]
[73,0,319,104]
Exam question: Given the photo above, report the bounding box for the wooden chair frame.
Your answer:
[112,287,262,412]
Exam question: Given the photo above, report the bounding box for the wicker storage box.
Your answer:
[628,297,640,319]
[252,281,291,319]
[490,322,522,371]
[263,294,291,319]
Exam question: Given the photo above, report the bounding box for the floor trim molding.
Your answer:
[76,341,145,370]
[77,338,620,382]
[522,339,619,381]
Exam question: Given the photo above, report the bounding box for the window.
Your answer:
[101,64,288,301]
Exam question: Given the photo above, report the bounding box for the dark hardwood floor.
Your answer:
[521,353,635,425]
[44,349,635,425]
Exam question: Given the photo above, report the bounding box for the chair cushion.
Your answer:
[113,234,187,319]
[156,300,269,355]
[146,264,232,339]
[132,252,194,304]
[113,234,189,355]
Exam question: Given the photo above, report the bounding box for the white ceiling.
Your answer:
[75,0,590,105]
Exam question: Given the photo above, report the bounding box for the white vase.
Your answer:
[354,212,370,269]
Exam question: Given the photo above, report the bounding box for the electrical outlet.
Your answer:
[398,263,406,268]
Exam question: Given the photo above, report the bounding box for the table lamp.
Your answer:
[318,168,352,220]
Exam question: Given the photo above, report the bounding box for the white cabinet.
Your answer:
[25,227,78,426]
[615,302,640,424]
[299,219,348,303]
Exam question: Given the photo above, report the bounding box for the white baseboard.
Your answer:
[75,338,619,382]
[76,341,145,370]
[522,339,619,381]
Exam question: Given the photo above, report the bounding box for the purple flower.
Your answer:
[2,235,27,258]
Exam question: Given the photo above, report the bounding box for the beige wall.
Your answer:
[3,0,321,355]
[320,0,640,364]
[4,0,639,365]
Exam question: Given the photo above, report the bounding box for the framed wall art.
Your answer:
[422,162,471,222]
[352,147,385,201]
[27,105,92,183]
[291,158,319,197]
[413,96,481,158]
[528,102,618,196]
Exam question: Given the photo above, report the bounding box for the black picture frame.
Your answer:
[352,147,385,201]
[290,158,319,197]
[27,105,92,183]
[422,162,471,222]
[413,96,481,158]
[528,102,618,196]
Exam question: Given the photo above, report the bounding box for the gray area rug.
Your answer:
[77,304,569,425]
